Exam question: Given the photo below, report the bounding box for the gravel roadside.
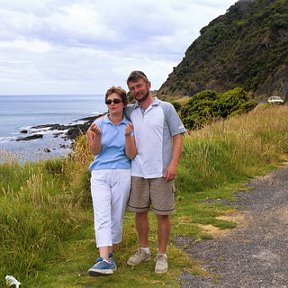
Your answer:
[180,164,288,288]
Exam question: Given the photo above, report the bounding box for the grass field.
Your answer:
[1,104,288,287]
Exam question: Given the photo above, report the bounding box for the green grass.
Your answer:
[1,105,288,287]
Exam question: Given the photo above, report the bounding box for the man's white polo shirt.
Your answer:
[125,97,186,179]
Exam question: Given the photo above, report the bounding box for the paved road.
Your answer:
[180,165,288,288]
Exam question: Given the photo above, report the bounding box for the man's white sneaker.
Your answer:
[127,248,151,266]
[155,253,168,273]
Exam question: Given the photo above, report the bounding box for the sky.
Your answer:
[0,0,238,95]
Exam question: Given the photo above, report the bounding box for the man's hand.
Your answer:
[164,164,177,182]
[164,134,183,181]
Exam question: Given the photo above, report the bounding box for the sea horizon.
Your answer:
[0,94,107,163]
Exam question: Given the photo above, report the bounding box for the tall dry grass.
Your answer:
[0,138,92,286]
[177,105,288,193]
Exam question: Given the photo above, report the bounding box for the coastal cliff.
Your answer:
[158,0,288,101]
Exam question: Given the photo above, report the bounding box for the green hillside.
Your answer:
[158,0,288,101]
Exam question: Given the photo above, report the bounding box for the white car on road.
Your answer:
[268,96,284,105]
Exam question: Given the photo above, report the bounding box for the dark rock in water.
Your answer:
[16,134,44,141]
[29,114,104,141]
[63,114,105,140]
[65,126,83,140]
[31,123,67,131]
[13,114,105,159]
[53,132,62,138]
[78,115,102,122]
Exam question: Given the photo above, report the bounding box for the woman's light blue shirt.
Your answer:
[89,115,131,171]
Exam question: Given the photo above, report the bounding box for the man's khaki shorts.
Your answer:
[127,176,175,215]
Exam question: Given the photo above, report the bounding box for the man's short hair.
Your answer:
[127,71,149,84]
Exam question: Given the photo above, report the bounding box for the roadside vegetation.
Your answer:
[168,87,257,130]
[1,104,288,287]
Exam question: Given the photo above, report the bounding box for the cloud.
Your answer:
[0,0,237,94]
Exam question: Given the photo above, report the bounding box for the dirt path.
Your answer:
[180,165,288,288]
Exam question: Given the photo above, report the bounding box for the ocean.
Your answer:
[0,94,107,163]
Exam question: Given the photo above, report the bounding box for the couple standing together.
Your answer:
[86,71,186,276]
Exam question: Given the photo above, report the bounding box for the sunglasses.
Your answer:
[105,98,122,105]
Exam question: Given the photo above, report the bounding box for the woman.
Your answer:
[86,86,137,276]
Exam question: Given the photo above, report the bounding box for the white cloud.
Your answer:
[0,38,53,53]
[0,0,237,95]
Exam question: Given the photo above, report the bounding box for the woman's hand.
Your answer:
[90,123,101,136]
[125,122,134,136]
[125,122,137,159]
[87,123,102,155]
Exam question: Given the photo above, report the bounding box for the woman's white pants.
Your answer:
[90,169,131,247]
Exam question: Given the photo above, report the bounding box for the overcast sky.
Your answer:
[0,0,237,95]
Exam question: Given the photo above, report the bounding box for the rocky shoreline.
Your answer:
[14,114,104,152]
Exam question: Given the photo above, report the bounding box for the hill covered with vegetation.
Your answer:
[158,0,288,101]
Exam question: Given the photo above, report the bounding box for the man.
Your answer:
[125,71,186,273]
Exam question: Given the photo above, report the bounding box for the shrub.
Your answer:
[180,88,257,129]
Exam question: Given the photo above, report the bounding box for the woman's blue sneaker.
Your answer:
[88,258,116,277]
[108,253,117,270]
